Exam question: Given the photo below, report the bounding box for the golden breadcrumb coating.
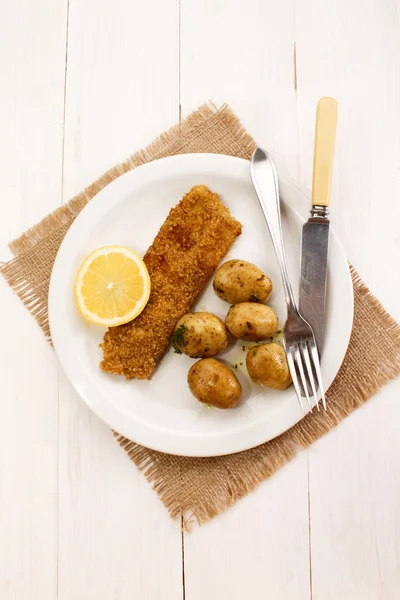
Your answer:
[100,185,242,379]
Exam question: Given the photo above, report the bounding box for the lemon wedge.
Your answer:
[74,246,150,326]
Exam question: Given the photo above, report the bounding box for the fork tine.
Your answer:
[309,342,326,411]
[301,343,319,411]
[286,347,305,414]
[294,346,312,413]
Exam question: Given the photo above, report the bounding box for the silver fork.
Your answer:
[250,147,326,413]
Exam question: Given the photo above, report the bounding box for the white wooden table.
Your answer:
[1,1,400,598]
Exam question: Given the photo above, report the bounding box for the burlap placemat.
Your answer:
[2,104,400,528]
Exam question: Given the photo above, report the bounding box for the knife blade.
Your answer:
[299,97,338,355]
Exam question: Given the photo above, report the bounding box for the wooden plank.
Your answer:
[58,1,183,598]
[3,1,400,597]
[58,373,183,600]
[181,0,300,184]
[0,1,68,598]
[0,0,67,245]
[308,396,400,600]
[184,456,310,600]
[180,2,311,598]
[62,0,180,198]
[295,0,400,597]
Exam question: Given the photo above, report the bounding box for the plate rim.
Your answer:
[49,153,354,457]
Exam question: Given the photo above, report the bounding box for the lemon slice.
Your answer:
[74,246,150,326]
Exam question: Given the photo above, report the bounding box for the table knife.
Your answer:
[299,97,338,355]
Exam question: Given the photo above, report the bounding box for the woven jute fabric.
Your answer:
[2,103,400,528]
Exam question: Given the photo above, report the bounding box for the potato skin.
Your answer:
[188,358,242,409]
[213,259,272,304]
[225,302,278,342]
[246,342,292,389]
[172,312,228,358]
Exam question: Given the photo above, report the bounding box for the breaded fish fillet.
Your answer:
[100,185,242,380]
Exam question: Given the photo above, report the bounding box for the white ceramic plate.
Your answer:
[49,154,353,457]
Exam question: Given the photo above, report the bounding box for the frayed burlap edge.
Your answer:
[9,102,254,258]
[114,266,400,529]
[1,102,400,530]
[1,102,255,340]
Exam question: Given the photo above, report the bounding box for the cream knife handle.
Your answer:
[312,97,338,208]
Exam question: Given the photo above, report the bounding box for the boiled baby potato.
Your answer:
[213,259,272,304]
[225,302,278,342]
[188,358,242,409]
[172,312,228,358]
[246,342,292,390]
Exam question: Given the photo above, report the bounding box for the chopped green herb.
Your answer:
[242,345,246,352]
[215,286,224,294]
[252,347,257,356]
[239,362,243,366]
[249,294,260,302]
[276,329,282,334]
[170,324,188,353]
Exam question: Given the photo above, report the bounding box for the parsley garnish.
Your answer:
[171,324,188,353]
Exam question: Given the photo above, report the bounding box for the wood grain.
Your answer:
[62,0,180,198]
[1,0,400,598]
[180,0,300,184]
[58,373,183,600]
[180,1,310,597]
[184,455,310,600]
[296,1,400,597]
[59,1,183,598]
[0,1,67,598]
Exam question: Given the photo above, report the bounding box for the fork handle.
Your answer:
[250,148,297,314]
